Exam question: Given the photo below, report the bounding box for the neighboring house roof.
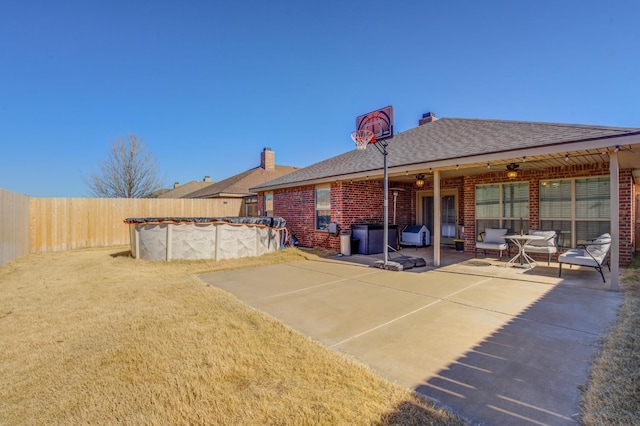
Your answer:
[149,188,171,198]
[185,165,298,198]
[156,180,214,198]
[252,117,640,191]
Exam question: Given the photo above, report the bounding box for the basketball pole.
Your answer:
[352,127,390,268]
[372,139,389,267]
[382,141,389,267]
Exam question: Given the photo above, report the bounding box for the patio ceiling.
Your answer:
[384,142,640,185]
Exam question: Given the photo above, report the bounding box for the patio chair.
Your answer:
[523,230,558,265]
[475,228,510,260]
[558,233,611,283]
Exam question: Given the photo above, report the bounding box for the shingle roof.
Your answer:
[185,165,298,198]
[252,118,640,190]
[155,180,214,198]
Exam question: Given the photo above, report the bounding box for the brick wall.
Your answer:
[462,163,633,265]
[270,163,635,265]
[619,169,634,264]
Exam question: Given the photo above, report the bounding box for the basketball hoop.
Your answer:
[351,129,376,150]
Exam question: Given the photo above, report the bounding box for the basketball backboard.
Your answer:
[355,105,394,141]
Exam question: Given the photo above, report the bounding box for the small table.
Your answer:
[505,234,545,268]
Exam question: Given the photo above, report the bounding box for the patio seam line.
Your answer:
[259,271,379,300]
[329,278,493,349]
[438,297,606,337]
[329,298,445,349]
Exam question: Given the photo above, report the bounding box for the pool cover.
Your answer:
[124,216,286,228]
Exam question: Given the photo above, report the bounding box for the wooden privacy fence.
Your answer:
[0,188,30,266]
[30,197,243,253]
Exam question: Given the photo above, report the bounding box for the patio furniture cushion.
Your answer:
[527,230,557,247]
[475,228,509,260]
[558,233,611,282]
[482,228,508,244]
[523,230,558,265]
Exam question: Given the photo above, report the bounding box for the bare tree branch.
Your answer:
[85,134,163,198]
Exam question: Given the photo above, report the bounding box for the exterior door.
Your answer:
[420,192,458,245]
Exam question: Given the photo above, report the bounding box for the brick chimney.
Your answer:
[173,182,180,189]
[261,147,275,171]
[419,112,437,125]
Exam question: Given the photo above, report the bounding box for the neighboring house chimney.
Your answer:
[203,176,211,182]
[261,147,275,171]
[419,112,437,125]
[174,182,180,189]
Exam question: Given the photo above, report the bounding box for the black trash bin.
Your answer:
[351,238,360,254]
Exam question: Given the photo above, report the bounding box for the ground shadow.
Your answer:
[413,282,623,425]
[377,399,468,425]
[110,250,132,258]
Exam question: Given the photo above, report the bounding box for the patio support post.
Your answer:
[434,169,441,267]
[609,149,620,291]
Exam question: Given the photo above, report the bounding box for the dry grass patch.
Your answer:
[0,247,466,425]
[581,255,640,425]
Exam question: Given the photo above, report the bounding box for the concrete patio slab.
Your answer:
[445,276,555,316]
[333,299,511,384]
[199,256,623,425]
[357,269,491,299]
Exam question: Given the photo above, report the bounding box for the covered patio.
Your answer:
[375,137,636,291]
[254,115,640,294]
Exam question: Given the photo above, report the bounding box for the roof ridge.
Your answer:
[436,117,640,131]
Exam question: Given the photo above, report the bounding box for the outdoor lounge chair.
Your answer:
[475,228,510,260]
[558,233,611,283]
[523,230,558,265]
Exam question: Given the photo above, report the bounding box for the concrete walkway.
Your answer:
[199,255,623,425]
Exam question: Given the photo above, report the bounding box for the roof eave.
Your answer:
[255,131,640,191]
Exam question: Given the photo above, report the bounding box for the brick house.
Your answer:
[252,113,640,285]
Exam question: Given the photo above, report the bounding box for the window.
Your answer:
[539,177,610,247]
[264,192,273,216]
[475,182,529,238]
[316,186,331,231]
[244,196,258,217]
[539,179,572,248]
[502,182,529,233]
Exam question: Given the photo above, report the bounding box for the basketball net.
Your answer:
[351,129,376,150]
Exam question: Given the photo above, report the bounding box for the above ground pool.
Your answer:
[124,217,286,261]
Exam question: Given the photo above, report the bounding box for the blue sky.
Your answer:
[1,0,639,197]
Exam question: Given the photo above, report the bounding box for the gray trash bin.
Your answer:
[340,233,351,256]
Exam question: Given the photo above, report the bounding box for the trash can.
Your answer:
[351,238,360,255]
[454,239,465,252]
[340,233,351,256]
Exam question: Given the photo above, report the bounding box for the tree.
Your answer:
[86,134,163,198]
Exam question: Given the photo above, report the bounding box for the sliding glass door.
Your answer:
[419,191,458,245]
